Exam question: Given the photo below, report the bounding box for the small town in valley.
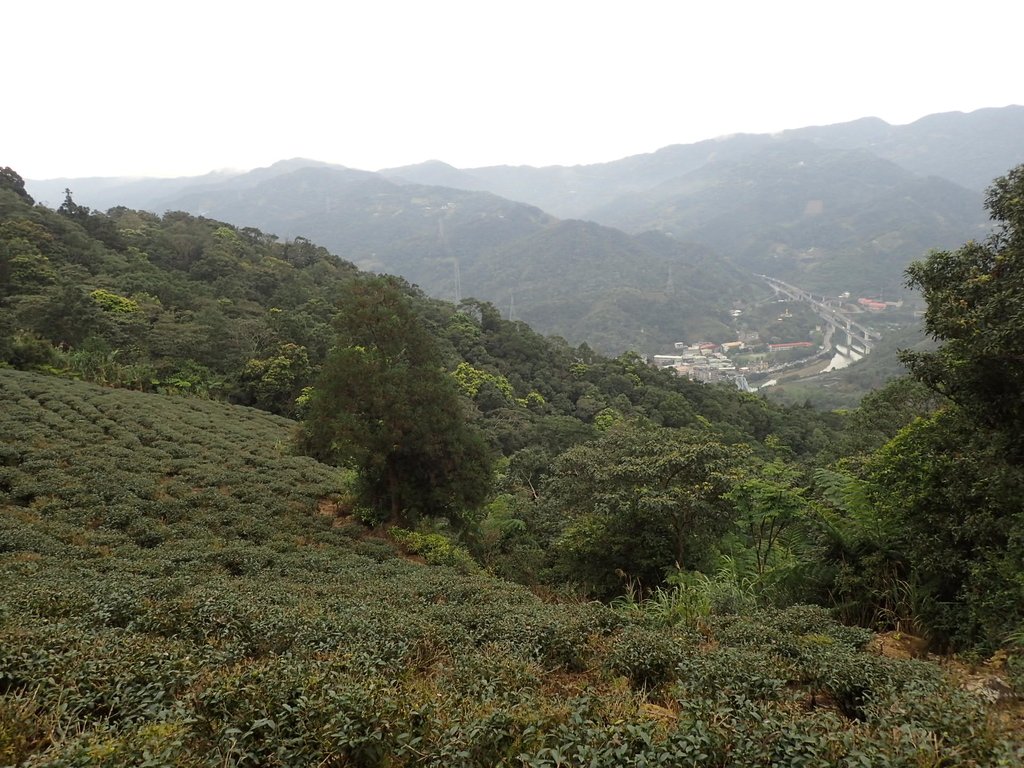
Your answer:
[650,276,909,391]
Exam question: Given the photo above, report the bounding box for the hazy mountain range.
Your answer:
[26,106,1023,352]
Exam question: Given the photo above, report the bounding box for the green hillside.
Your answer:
[589,143,988,296]
[149,167,753,353]
[3,369,1021,765]
[0,171,828,450]
[27,107,1024,353]
[4,164,1024,765]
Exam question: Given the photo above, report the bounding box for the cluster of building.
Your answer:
[651,332,831,391]
[651,342,743,386]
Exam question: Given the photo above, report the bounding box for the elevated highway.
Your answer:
[759,275,880,354]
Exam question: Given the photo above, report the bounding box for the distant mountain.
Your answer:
[26,170,241,212]
[383,133,776,221]
[27,158,349,213]
[379,107,1019,295]
[586,141,989,295]
[143,165,753,353]
[382,160,491,192]
[455,220,751,354]
[382,106,1023,219]
[781,106,1024,191]
[25,105,1020,349]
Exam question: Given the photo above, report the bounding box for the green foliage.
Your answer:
[902,164,1024,457]
[808,466,920,632]
[136,173,757,353]
[0,166,34,204]
[0,331,59,369]
[391,528,479,573]
[612,576,714,630]
[89,287,139,313]
[0,174,848,483]
[606,625,689,690]
[299,276,493,526]
[593,406,624,432]
[866,408,1024,651]
[728,459,812,579]
[0,185,361,411]
[9,159,1024,715]
[235,341,312,415]
[830,166,1024,652]
[823,374,946,461]
[452,360,514,402]
[545,422,742,594]
[1,369,1018,765]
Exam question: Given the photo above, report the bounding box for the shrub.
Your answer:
[391,528,479,573]
[606,625,688,690]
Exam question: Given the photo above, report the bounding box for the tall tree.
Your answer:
[299,276,492,526]
[865,408,1024,650]
[0,167,34,204]
[544,422,740,595]
[901,164,1024,458]
[861,166,1024,650]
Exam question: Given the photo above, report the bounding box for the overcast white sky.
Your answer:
[5,0,1022,180]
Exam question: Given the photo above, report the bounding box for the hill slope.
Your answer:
[383,105,1024,219]
[782,105,1024,191]
[27,107,1022,353]
[588,142,988,295]
[120,166,755,352]
[2,368,1018,765]
[384,108,1018,297]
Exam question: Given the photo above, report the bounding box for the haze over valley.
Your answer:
[26,106,1023,381]
[5,2,1024,760]
[8,95,1024,768]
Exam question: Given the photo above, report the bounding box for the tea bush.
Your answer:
[1,370,1020,766]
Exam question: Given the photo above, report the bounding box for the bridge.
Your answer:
[759,275,880,354]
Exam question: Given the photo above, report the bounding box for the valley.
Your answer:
[4,108,1024,765]
[649,272,902,399]
[27,105,1022,371]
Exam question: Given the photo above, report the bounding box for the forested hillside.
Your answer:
[30,107,1022,352]
[0,168,804,438]
[587,142,987,295]
[26,163,754,354]
[3,164,1024,764]
[4,369,1019,765]
[152,167,756,352]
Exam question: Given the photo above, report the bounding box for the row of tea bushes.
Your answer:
[2,370,1020,765]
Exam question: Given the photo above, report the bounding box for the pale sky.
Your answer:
[5,0,1022,180]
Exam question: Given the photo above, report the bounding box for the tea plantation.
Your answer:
[1,369,1020,766]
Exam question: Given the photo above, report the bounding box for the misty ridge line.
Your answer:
[18,105,1023,358]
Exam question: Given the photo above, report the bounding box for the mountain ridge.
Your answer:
[23,105,1020,350]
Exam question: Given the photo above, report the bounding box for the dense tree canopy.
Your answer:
[902,164,1024,457]
[854,166,1024,650]
[544,422,741,594]
[866,408,1024,650]
[299,276,492,526]
[0,167,33,204]
[5,162,1024,659]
